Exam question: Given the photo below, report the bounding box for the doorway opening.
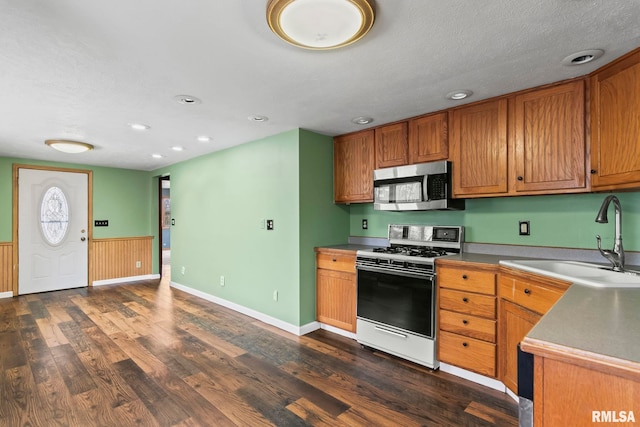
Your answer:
[160,176,171,280]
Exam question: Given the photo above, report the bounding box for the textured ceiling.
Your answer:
[1,1,639,171]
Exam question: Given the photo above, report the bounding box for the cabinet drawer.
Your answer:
[439,289,496,319]
[499,278,564,315]
[316,252,356,273]
[439,330,496,377]
[439,309,496,342]
[438,266,496,295]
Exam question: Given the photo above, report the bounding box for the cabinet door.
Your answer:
[591,49,640,190]
[512,80,586,193]
[408,112,448,163]
[316,269,356,332]
[375,122,408,169]
[450,99,508,197]
[334,130,374,203]
[498,299,540,394]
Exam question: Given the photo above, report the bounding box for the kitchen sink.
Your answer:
[499,259,640,288]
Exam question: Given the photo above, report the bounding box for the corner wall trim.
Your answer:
[0,291,13,299]
[170,281,311,336]
[93,274,160,287]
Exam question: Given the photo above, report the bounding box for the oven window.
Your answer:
[357,269,434,338]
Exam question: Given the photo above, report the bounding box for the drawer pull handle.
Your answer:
[524,288,531,294]
[462,297,469,303]
[462,319,469,325]
[374,326,407,339]
[462,342,468,347]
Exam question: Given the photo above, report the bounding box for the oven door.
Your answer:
[356,265,435,338]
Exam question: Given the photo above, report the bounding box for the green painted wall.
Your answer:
[0,157,153,242]
[349,192,640,251]
[152,129,347,327]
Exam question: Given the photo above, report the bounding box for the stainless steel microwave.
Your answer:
[373,161,464,211]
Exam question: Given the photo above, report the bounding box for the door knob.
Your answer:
[80,237,86,241]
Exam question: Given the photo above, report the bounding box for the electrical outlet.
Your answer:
[362,219,368,229]
[266,219,274,230]
[273,290,278,301]
[220,275,225,286]
[181,266,186,275]
[136,261,141,268]
[94,220,109,227]
[519,221,530,236]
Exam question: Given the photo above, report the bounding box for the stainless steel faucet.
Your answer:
[595,195,625,271]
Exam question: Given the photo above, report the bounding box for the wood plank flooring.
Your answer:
[0,278,518,426]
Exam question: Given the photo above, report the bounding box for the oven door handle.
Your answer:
[356,264,433,280]
[374,326,408,339]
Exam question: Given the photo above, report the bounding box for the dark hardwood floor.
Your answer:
[0,277,518,426]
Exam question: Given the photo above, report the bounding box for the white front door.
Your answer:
[18,168,89,294]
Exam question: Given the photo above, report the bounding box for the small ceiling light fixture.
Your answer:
[248,115,269,122]
[151,153,164,159]
[171,146,185,152]
[445,90,473,101]
[45,139,94,154]
[562,49,604,66]
[128,123,150,131]
[196,135,212,142]
[267,0,375,50]
[174,95,202,105]
[351,116,374,125]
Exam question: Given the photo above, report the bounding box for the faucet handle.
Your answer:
[596,235,603,251]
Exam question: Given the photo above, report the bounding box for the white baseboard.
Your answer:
[319,323,357,339]
[170,281,316,337]
[93,274,160,287]
[439,363,507,393]
[0,291,13,299]
[506,387,519,402]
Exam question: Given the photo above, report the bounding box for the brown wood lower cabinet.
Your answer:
[315,248,356,332]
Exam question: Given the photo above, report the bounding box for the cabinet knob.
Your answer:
[462,342,468,347]
[462,297,469,303]
[524,288,531,294]
[591,169,597,174]
[462,274,468,279]
[462,319,469,325]
[517,176,524,181]
[332,258,337,262]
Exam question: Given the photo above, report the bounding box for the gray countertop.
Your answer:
[527,285,640,364]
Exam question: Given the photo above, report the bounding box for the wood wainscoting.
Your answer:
[90,236,153,283]
[0,242,13,293]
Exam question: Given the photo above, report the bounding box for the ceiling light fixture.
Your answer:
[128,123,150,131]
[351,116,374,125]
[45,139,94,154]
[267,0,375,50]
[152,153,164,159]
[562,49,604,66]
[445,90,473,101]
[248,115,269,122]
[197,135,212,142]
[171,146,185,152]
[174,95,202,105]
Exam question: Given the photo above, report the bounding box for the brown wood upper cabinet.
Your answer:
[451,80,587,198]
[450,99,509,197]
[511,80,587,193]
[334,130,374,203]
[408,112,449,163]
[590,48,640,190]
[375,122,408,169]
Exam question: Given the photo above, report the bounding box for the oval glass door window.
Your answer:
[40,186,70,245]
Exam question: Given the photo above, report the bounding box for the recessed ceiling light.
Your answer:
[197,135,212,142]
[174,95,202,105]
[152,153,164,159]
[128,123,150,131]
[267,0,375,50]
[171,146,185,152]
[248,115,269,122]
[45,139,94,154]
[562,49,604,66]
[351,116,374,125]
[445,90,473,100]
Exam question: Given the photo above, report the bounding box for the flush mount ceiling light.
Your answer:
[128,123,150,131]
[174,95,202,105]
[151,153,164,159]
[562,49,604,66]
[248,115,269,122]
[196,135,212,142]
[45,139,94,154]
[351,116,374,125]
[445,90,473,101]
[267,0,375,50]
[171,146,185,152]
